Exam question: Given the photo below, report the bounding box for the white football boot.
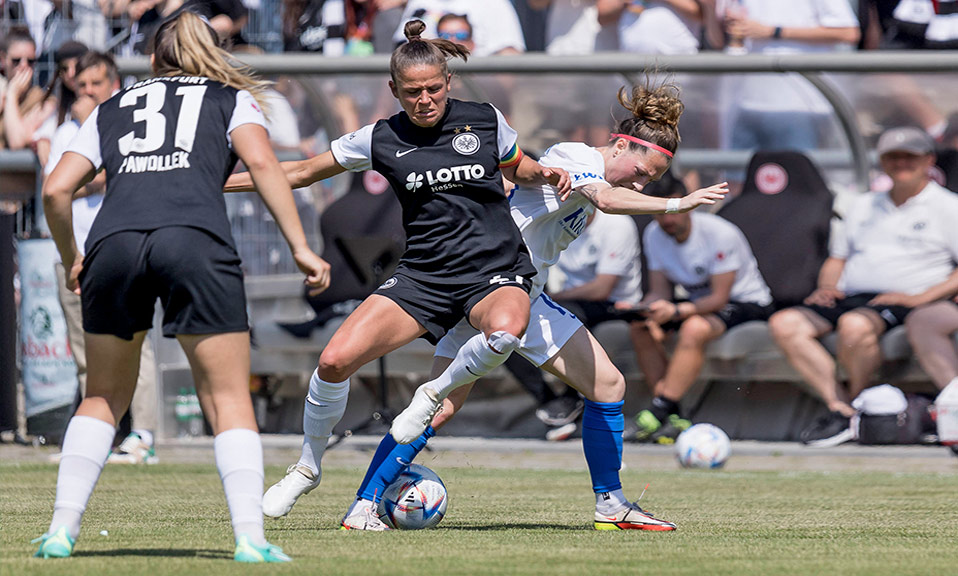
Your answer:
[262,464,320,518]
[390,384,442,444]
[340,499,391,531]
[594,501,676,531]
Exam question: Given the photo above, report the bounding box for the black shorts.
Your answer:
[802,293,912,330]
[374,267,533,345]
[662,300,774,332]
[81,227,249,340]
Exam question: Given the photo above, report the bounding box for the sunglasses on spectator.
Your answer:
[438,31,470,41]
[12,57,37,66]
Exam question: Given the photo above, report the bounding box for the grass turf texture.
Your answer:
[3,461,957,575]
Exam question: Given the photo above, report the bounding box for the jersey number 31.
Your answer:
[118,82,206,156]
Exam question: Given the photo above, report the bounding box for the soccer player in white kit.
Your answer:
[265,78,727,530]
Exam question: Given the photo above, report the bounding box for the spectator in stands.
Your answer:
[32,41,89,169]
[768,126,958,447]
[601,0,722,54]
[626,171,773,443]
[393,0,526,55]
[861,0,958,50]
[43,51,161,464]
[282,0,379,55]
[1,27,54,152]
[532,0,617,54]
[715,0,859,153]
[122,0,249,53]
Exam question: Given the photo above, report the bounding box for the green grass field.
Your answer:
[3,458,958,576]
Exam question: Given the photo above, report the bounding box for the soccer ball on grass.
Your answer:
[378,464,448,529]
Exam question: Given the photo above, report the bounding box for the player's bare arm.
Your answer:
[502,154,571,196]
[224,150,347,193]
[572,181,728,215]
[43,151,97,292]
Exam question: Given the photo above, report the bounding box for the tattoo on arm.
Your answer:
[578,184,600,206]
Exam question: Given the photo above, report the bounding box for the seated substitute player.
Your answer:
[260,78,727,531]
[768,126,958,447]
[224,19,571,518]
[34,12,330,562]
[626,171,774,443]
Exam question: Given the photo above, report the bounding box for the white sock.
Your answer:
[131,429,154,447]
[297,370,349,475]
[215,428,265,546]
[423,331,519,400]
[50,416,116,539]
[595,489,629,515]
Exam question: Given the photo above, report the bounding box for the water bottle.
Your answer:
[187,388,204,437]
[174,388,191,438]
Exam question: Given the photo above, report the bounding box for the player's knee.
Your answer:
[591,369,626,403]
[317,346,354,383]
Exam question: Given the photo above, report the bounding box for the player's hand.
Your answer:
[294,249,331,296]
[680,182,728,212]
[544,166,572,200]
[868,292,916,308]
[803,287,843,307]
[67,256,84,295]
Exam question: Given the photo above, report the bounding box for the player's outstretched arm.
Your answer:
[575,181,728,215]
[224,150,348,193]
[43,152,97,293]
[231,123,331,293]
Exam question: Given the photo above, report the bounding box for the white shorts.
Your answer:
[434,292,583,366]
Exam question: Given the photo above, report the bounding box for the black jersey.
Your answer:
[66,76,266,251]
[331,98,535,284]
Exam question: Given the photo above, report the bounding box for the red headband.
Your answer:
[609,133,674,158]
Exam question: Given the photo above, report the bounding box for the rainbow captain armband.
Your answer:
[499,143,523,168]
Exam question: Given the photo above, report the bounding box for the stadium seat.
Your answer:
[718,150,834,309]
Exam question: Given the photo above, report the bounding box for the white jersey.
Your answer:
[644,212,773,306]
[509,142,606,297]
[557,210,642,305]
[46,119,104,259]
[835,182,958,296]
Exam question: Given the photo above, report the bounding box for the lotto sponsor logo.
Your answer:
[405,164,486,192]
[118,151,191,174]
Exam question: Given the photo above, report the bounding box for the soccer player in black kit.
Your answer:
[35,12,329,562]
[226,19,571,520]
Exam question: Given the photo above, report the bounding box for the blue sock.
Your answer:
[356,426,435,501]
[581,399,624,493]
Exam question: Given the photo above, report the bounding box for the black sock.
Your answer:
[650,396,679,422]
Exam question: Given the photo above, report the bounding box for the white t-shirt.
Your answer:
[644,211,772,305]
[545,0,619,54]
[618,2,700,54]
[393,0,526,56]
[834,182,958,296]
[717,0,858,114]
[509,141,605,296]
[557,210,642,305]
[46,119,103,258]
